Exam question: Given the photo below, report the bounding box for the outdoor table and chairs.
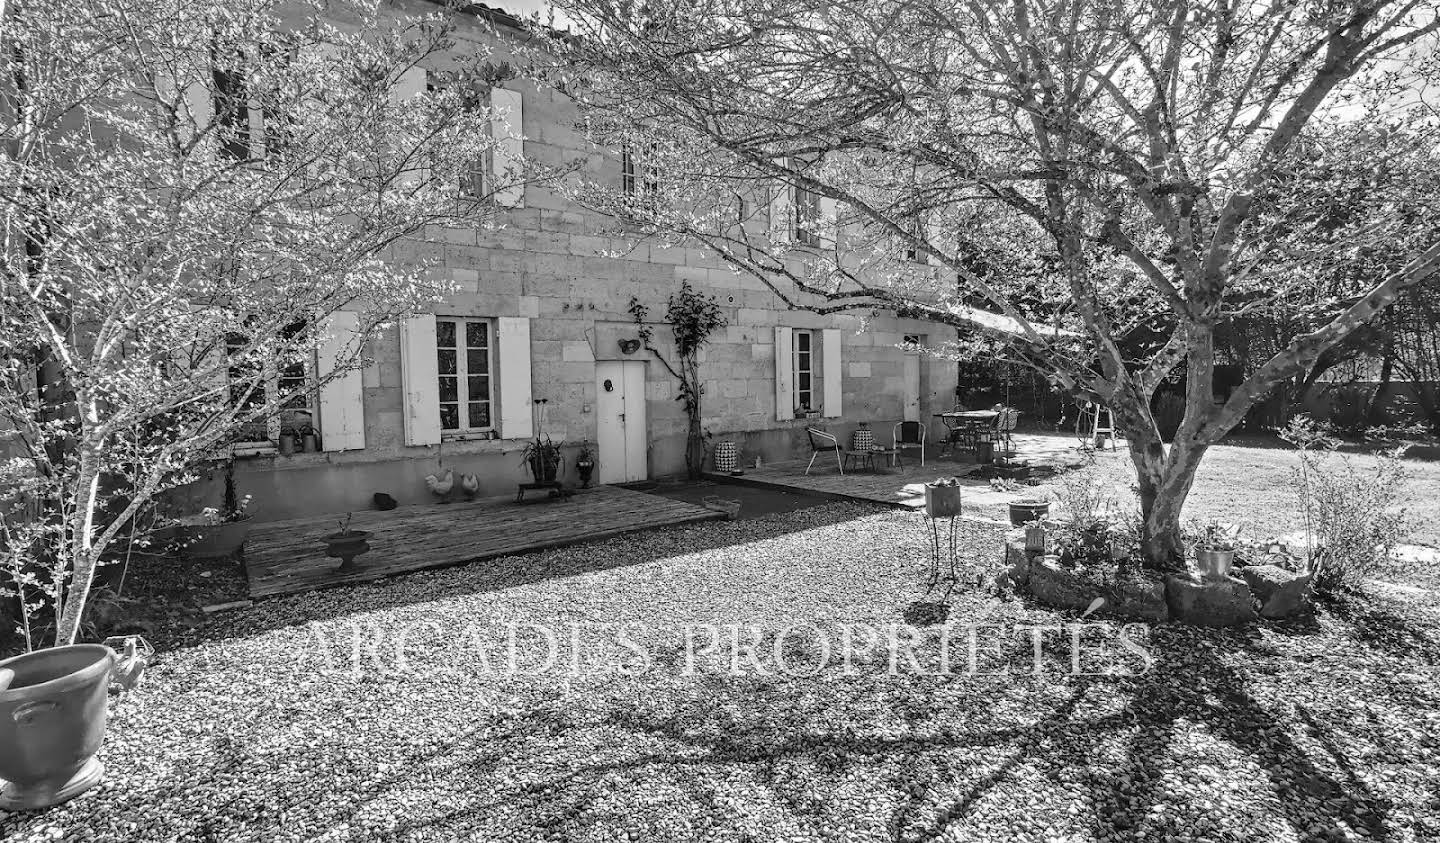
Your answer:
[934,409,999,456]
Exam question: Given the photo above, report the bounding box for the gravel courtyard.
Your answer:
[3,503,1438,842]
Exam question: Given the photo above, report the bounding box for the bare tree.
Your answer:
[536,0,1440,569]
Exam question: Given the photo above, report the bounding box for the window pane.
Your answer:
[436,320,456,347]
[439,404,459,430]
[796,333,810,351]
[465,321,488,348]
[466,349,489,373]
[468,375,489,400]
[799,373,811,391]
[438,376,458,402]
[468,402,490,429]
[437,349,457,375]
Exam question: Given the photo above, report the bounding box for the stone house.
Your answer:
[228,1,958,521]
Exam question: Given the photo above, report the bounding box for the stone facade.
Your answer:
[227,2,958,521]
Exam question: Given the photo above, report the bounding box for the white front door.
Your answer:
[903,335,922,422]
[596,361,648,484]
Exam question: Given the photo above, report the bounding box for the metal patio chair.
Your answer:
[805,427,846,475]
[892,421,926,467]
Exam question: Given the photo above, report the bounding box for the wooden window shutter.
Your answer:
[819,195,838,250]
[490,87,525,208]
[821,328,842,418]
[316,310,366,451]
[496,316,533,439]
[400,314,442,446]
[774,326,794,420]
[392,65,429,186]
[769,165,792,245]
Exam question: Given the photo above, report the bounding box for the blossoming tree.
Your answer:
[1,0,533,647]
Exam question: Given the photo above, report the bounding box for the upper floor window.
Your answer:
[794,183,822,246]
[622,141,658,200]
[436,317,495,432]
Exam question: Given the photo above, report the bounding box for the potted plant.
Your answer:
[300,424,318,453]
[175,460,253,560]
[851,421,873,452]
[923,477,964,518]
[323,513,371,572]
[1193,521,1241,579]
[0,638,148,810]
[575,441,596,488]
[1008,497,1050,526]
[521,435,563,483]
[278,425,298,456]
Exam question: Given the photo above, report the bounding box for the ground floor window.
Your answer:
[226,320,311,448]
[793,329,814,412]
[436,317,495,432]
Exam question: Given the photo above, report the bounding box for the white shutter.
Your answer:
[183,80,213,145]
[822,328,842,418]
[497,316,533,439]
[819,195,838,250]
[393,65,428,186]
[769,169,792,245]
[774,326,793,420]
[247,97,266,159]
[926,217,943,267]
[400,314,442,446]
[491,88,525,208]
[316,311,366,451]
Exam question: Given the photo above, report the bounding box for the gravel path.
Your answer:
[3,503,1438,842]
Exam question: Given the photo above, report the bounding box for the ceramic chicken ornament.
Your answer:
[424,469,455,502]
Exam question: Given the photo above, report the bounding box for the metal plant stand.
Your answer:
[924,515,962,599]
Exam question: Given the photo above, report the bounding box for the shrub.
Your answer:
[1281,416,1412,595]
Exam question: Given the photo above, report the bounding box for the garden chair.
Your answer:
[892,421,926,467]
[805,427,846,475]
[994,407,1020,452]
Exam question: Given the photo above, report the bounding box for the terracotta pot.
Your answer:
[0,645,116,810]
[1195,548,1235,579]
[185,520,252,559]
[576,461,595,489]
[923,483,963,518]
[278,434,296,456]
[301,434,318,453]
[1008,500,1050,526]
[324,530,371,572]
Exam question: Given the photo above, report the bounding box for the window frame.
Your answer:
[793,183,822,247]
[621,140,659,201]
[792,329,815,412]
[435,316,497,435]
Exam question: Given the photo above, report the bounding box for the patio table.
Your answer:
[934,410,998,456]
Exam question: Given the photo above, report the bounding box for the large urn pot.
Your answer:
[0,643,145,810]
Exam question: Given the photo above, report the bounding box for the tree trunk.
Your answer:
[1129,437,1209,571]
[54,452,101,646]
[684,413,704,480]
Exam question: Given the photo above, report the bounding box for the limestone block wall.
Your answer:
[227,2,958,520]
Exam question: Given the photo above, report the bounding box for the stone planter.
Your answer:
[923,482,963,518]
[576,460,595,488]
[1195,548,1235,579]
[976,440,995,464]
[184,520,252,559]
[1008,500,1050,526]
[0,644,134,810]
[324,530,372,572]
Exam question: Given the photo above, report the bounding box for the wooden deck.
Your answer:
[706,433,1091,522]
[244,485,724,599]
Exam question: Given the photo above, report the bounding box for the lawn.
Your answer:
[3,502,1438,842]
[1028,433,1440,549]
